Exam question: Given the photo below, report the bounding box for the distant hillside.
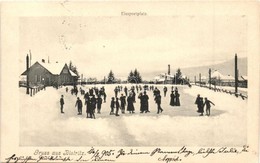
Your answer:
[142,57,247,81]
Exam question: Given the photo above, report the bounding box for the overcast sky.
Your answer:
[19,16,247,80]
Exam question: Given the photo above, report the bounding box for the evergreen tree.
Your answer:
[128,69,142,83]
[128,71,135,83]
[107,70,115,83]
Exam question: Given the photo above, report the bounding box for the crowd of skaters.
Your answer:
[59,84,215,118]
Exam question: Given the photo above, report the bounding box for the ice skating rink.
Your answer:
[19,84,247,146]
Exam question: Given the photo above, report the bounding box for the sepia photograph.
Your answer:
[18,16,248,147]
[1,1,259,163]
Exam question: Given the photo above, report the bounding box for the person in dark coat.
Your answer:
[203,98,215,116]
[138,92,144,113]
[91,95,96,112]
[75,97,83,115]
[110,97,115,115]
[124,86,128,96]
[115,98,120,116]
[96,95,103,114]
[132,90,136,103]
[85,93,91,118]
[195,94,204,116]
[90,95,96,118]
[60,95,65,113]
[170,91,175,106]
[120,94,126,114]
[155,93,163,114]
[143,91,150,113]
[127,93,135,114]
[175,90,180,106]
[114,88,118,97]
[65,87,68,93]
[163,86,167,97]
[89,88,94,96]
[103,91,107,103]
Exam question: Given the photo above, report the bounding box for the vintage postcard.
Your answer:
[0,1,259,163]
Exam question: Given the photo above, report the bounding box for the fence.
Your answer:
[19,82,45,96]
[194,83,248,100]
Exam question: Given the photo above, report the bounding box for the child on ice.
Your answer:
[110,97,115,115]
[203,97,215,116]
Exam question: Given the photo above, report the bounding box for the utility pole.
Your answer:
[209,68,211,89]
[194,76,196,85]
[26,54,29,94]
[199,73,201,87]
[235,54,238,95]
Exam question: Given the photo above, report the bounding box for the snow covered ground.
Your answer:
[19,84,247,146]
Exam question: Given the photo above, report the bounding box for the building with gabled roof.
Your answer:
[21,61,78,87]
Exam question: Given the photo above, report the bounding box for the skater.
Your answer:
[175,90,180,106]
[75,97,83,115]
[60,95,65,113]
[155,93,163,114]
[85,94,91,118]
[110,97,115,115]
[132,90,136,103]
[65,87,68,93]
[127,93,135,114]
[115,98,120,116]
[91,95,96,113]
[153,87,160,97]
[195,94,204,116]
[120,94,126,114]
[203,97,215,116]
[90,95,96,119]
[124,86,128,96]
[143,91,150,113]
[114,87,118,97]
[170,91,175,106]
[138,92,144,113]
[103,91,107,103]
[163,86,167,97]
[96,95,103,114]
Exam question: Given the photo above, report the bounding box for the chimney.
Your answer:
[168,64,170,75]
[42,59,45,63]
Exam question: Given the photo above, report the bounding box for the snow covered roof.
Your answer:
[69,70,77,77]
[40,62,65,75]
[21,61,78,77]
[201,76,207,80]
[211,70,224,78]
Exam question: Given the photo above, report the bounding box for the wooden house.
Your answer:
[21,61,78,87]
